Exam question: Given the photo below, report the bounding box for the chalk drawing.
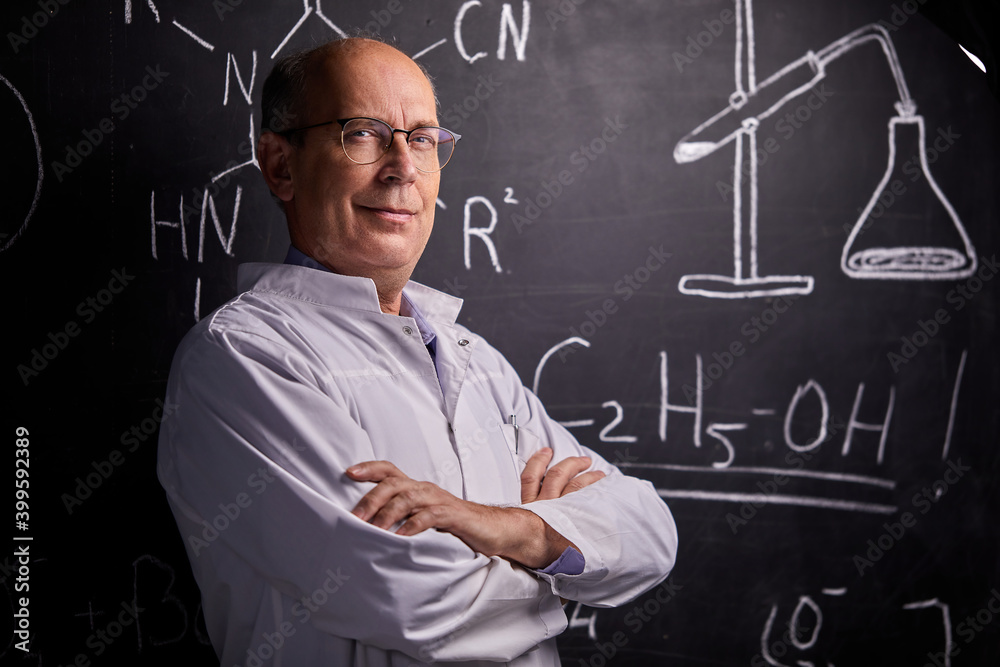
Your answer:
[842,115,977,279]
[413,39,448,61]
[212,113,258,183]
[705,422,745,468]
[941,350,967,460]
[598,400,637,443]
[125,0,160,24]
[223,51,257,106]
[674,0,976,298]
[271,0,347,60]
[455,0,531,64]
[463,195,503,272]
[783,379,830,453]
[613,351,963,514]
[567,601,598,641]
[903,598,953,667]
[172,20,215,51]
[840,383,895,465]
[132,554,188,650]
[658,489,896,514]
[532,337,597,429]
[617,462,895,490]
[1,74,43,255]
[533,337,590,396]
[759,595,832,667]
[660,351,704,447]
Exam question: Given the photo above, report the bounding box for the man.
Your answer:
[157,37,677,667]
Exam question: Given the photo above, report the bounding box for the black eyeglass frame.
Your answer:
[277,117,462,172]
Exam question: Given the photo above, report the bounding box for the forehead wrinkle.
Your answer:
[306,41,437,129]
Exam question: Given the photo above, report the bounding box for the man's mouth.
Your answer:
[362,205,417,223]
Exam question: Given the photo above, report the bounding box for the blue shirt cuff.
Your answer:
[538,546,585,576]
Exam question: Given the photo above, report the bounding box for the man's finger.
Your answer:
[395,504,456,537]
[348,466,412,521]
[536,456,592,501]
[561,470,606,495]
[346,460,405,482]
[367,482,436,530]
[520,448,554,503]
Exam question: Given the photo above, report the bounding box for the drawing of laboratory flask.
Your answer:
[841,113,977,280]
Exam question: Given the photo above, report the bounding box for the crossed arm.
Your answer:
[347,447,605,569]
[160,324,677,660]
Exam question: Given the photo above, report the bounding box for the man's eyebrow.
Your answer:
[347,116,441,129]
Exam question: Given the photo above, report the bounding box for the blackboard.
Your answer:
[3,0,999,665]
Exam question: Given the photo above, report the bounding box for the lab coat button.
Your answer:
[402,326,413,335]
[458,338,470,346]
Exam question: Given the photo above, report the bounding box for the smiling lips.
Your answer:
[363,204,418,223]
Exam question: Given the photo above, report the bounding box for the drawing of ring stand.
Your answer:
[673,0,977,298]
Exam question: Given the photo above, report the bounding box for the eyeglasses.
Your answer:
[279,117,461,173]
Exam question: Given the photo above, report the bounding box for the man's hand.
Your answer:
[520,447,605,503]
[346,454,603,569]
[347,461,548,565]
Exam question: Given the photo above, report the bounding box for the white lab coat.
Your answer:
[157,263,677,666]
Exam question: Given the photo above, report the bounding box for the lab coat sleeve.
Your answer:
[157,325,567,663]
[486,343,678,608]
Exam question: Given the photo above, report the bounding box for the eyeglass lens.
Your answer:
[341,118,457,172]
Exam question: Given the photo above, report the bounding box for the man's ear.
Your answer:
[258,131,295,202]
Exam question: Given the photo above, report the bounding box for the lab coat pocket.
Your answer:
[499,423,543,469]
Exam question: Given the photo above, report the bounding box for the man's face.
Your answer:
[285,42,440,280]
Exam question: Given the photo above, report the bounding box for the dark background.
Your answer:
[2,0,998,665]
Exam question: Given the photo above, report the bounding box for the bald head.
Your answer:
[261,37,437,139]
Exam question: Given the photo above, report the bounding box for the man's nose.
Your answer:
[381,130,419,181]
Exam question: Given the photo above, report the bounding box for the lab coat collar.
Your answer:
[236,262,465,326]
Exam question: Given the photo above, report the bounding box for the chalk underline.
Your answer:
[618,462,896,489]
[657,489,898,514]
